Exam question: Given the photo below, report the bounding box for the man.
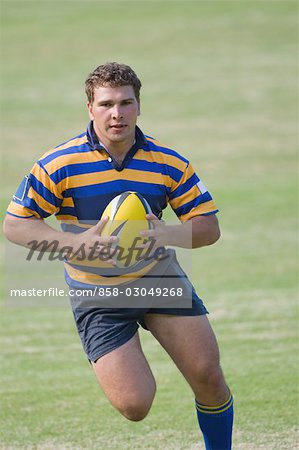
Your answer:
[4,62,234,449]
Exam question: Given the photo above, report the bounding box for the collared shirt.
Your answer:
[7,122,218,287]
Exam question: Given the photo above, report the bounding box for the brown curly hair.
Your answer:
[85,62,142,104]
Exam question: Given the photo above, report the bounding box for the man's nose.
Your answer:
[111,105,123,119]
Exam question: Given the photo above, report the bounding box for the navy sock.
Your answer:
[195,393,234,450]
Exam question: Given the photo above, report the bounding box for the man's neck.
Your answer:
[92,127,135,162]
[100,139,135,163]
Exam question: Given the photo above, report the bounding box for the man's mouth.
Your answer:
[110,124,126,129]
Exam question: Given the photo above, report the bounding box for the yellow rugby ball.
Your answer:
[101,191,153,268]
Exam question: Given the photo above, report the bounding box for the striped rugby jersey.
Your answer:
[7,122,219,287]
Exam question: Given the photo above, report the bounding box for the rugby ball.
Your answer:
[101,191,153,268]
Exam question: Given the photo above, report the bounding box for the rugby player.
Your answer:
[3,62,234,449]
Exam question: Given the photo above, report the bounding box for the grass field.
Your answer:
[0,1,298,449]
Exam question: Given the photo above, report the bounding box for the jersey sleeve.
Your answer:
[168,161,219,222]
[6,161,63,219]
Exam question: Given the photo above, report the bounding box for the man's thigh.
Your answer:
[92,331,156,419]
[144,314,221,385]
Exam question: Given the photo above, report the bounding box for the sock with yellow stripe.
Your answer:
[195,393,234,450]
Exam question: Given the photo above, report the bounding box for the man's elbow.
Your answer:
[3,215,17,242]
[191,215,221,248]
[201,225,221,247]
[3,215,26,244]
[192,226,221,248]
[209,225,221,245]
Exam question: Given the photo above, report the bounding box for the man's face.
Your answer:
[87,85,140,151]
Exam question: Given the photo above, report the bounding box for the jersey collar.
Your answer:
[86,121,147,171]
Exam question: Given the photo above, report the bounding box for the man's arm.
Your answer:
[179,214,221,248]
[3,214,118,255]
[141,214,220,249]
[3,215,75,250]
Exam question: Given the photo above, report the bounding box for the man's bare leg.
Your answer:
[92,332,156,421]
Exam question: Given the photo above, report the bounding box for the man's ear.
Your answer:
[137,102,141,116]
[87,102,94,120]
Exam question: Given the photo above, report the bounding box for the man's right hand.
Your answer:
[68,216,119,264]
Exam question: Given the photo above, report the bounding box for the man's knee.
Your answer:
[111,382,156,422]
[117,396,154,421]
[194,360,225,387]
[121,403,151,422]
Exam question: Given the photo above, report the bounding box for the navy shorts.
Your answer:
[71,292,208,363]
[70,255,208,362]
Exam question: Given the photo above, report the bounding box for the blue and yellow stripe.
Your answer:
[195,393,233,415]
[6,122,219,286]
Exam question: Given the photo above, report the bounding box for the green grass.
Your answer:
[0,1,298,449]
